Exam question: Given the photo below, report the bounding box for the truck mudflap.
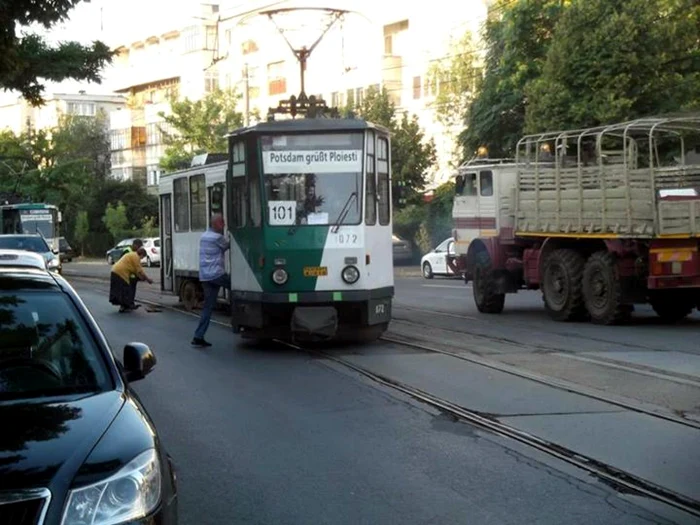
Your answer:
[290,306,338,342]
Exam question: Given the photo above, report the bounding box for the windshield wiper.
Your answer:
[331,192,358,233]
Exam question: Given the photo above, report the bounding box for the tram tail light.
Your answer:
[258,256,265,268]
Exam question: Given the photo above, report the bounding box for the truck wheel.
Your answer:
[473,251,505,314]
[181,280,199,312]
[649,292,694,323]
[582,251,632,325]
[542,249,586,321]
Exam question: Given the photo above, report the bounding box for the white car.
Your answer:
[141,237,161,267]
[421,237,457,279]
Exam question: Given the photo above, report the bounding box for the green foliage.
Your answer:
[525,0,700,132]
[158,89,245,172]
[140,216,158,238]
[102,202,129,240]
[0,1,114,105]
[461,0,568,157]
[74,211,89,256]
[348,86,437,208]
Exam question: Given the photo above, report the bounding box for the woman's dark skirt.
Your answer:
[109,272,132,307]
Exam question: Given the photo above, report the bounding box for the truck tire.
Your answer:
[542,249,587,321]
[649,291,694,323]
[473,251,505,314]
[582,251,632,325]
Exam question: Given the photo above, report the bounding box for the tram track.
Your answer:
[287,339,700,520]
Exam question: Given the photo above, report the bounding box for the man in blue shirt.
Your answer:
[192,213,230,347]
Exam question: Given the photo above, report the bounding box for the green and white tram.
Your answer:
[159,112,394,342]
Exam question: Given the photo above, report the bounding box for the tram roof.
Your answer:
[226,117,389,138]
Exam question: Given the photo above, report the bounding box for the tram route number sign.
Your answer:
[268,201,296,226]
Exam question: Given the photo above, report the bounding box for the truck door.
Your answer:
[477,169,497,234]
[160,193,174,292]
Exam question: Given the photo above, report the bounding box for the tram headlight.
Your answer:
[341,265,360,284]
[272,268,288,285]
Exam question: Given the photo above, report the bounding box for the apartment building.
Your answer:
[0,92,125,136]
[106,0,493,190]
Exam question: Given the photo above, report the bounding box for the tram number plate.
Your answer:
[303,266,328,277]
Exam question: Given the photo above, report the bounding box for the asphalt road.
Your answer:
[73,281,674,525]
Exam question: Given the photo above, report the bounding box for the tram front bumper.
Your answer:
[290,306,338,341]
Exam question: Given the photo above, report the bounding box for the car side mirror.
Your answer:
[52,248,59,254]
[123,342,156,382]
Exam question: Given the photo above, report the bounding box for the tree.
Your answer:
[349,87,437,207]
[525,0,700,132]
[158,89,245,172]
[102,201,128,240]
[74,211,89,256]
[460,0,569,157]
[141,216,158,238]
[0,0,114,105]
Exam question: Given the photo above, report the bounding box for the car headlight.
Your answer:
[47,257,60,269]
[61,449,161,525]
[272,268,288,285]
[341,265,360,284]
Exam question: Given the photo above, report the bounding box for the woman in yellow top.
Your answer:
[109,247,153,312]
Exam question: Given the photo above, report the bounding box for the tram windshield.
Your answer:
[262,132,363,227]
[19,209,57,239]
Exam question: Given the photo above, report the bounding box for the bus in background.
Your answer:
[0,202,62,252]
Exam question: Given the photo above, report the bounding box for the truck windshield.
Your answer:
[262,132,363,227]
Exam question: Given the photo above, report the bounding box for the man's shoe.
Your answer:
[191,338,212,347]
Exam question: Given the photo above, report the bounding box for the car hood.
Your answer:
[0,391,124,490]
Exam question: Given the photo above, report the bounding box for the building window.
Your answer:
[190,174,207,230]
[377,137,390,225]
[130,127,146,148]
[174,178,189,232]
[67,102,96,116]
[365,131,376,225]
[205,71,219,93]
[242,39,258,55]
[355,87,365,106]
[182,25,201,52]
[480,170,494,197]
[205,26,217,50]
[267,61,286,96]
[412,76,421,99]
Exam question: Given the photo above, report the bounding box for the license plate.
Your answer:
[303,266,327,277]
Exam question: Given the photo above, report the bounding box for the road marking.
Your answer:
[422,284,470,289]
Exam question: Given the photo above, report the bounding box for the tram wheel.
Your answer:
[181,280,199,312]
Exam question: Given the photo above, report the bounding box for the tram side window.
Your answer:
[365,132,377,225]
[209,183,224,216]
[249,179,261,227]
[231,180,247,228]
[190,174,207,231]
[377,137,390,225]
[173,178,190,232]
[480,170,493,196]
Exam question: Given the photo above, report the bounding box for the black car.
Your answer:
[58,237,76,263]
[0,249,178,524]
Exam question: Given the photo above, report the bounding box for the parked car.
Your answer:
[142,237,161,267]
[0,249,178,524]
[106,238,135,265]
[0,233,62,274]
[421,237,459,279]
[392,234,413,264]
[58,236,76,262]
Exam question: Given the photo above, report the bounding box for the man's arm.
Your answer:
[217,233,231,251]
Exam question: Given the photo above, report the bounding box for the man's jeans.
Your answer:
[194,274,229,340]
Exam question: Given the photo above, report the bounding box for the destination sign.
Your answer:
[262,149,362,174]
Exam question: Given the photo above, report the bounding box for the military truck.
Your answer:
[451,115,700,324]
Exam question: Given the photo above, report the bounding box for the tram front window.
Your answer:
[262,133,363,227]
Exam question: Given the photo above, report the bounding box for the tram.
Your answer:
[1,202,62,252]
[158,97,394,342]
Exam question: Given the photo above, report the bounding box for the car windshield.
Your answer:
[0,289,111,400]
[0,236,49,253]
[262,132,363,226]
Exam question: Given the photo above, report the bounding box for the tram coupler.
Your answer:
[290,306,338,343]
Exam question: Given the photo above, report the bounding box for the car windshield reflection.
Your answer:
[0,290,111,400]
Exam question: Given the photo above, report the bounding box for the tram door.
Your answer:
[160,194,174,292]
[208,183,229,302]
